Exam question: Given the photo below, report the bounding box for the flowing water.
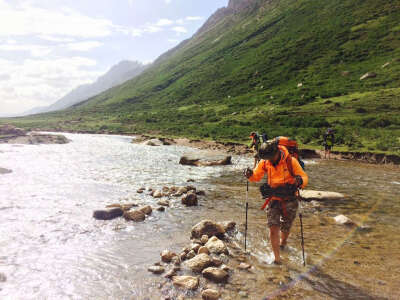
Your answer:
[0,133,399,299]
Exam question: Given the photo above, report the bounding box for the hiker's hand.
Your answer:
[295,175,303,187]
[243,168,253,178]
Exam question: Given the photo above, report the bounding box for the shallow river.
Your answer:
[0,133,399,299]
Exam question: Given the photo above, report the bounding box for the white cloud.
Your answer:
[39,35,76,43]
[172,26,188,34]
[167,39,179,43]
[65,41,103,52]
[185,16,203,21]
[156,18,174,26]
[0,43,53,57]
[0,1,113,38]
[165,0,172,4]
[0,57,102,114]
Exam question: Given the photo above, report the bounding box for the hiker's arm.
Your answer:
[248,160,266,182]
[291,157,308,188]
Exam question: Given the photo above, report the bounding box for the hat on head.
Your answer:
[258,140,279,160]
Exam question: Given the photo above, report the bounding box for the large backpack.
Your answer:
[275,136,305,170]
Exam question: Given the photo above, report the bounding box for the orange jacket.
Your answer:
[249,146,308,192]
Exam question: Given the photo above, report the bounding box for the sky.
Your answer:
[0,0,228,115]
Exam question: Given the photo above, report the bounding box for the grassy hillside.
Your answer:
[3,0,400,153]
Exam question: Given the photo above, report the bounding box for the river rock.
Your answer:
[172,276,199,290]
[238,263,251,270]
[164,266,180,278]
[0,272,6,282]
[148,265,165,274]
[156,206,166,212]
[185,253,213,272]
[157,199,170,207]
[202,267,229,283]
[93,208,124,220]
[360,72,377,80]
[212,257,223,267]
[334,215,355,226]
[196,190,206,196]
[0,167,12,174]
[300,190,345,201]
[182,193,198,206]
[202,289,220,300]
[186,250,196,260]
[137,188,144,193]
[198,246,210,255]
[106,203,137,211]
[161,250,177,263]
[218,221,236,233]
[153,190,162,198]
[201,235,209,244]
[179,151,232,167]
[143,139,164,146]
[139,205,152,215]
[191,220,225,239]
[190,243,201,253]
[205,236,228,255]
[0,124,26,136]
[123,210,146,222]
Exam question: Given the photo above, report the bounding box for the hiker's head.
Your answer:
[250,132,256,138]
[258,140,279,161]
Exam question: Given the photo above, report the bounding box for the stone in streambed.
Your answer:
[300,190,345,201]
[179,151,232,166]
[0,168,12,174]
[202,267,229,283]
[0,272,7,282]
[205,236,228,255]
[198,246,210,255]
[157,199,170,207]
[123,210,146,222]
[139,205,152,215]
[161,250,177,263]
[191,220,225,239]
[202,289,220,300]
[334,215,356,226]
[182,193,198,206]
[185,253,213,272]
[148,265,165,274]
[153,190,162,198]
[156,206,166,212]
[172,275,199,290]
[93,208,124,220]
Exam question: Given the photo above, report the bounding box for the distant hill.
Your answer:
[23,60,148,115]
[5,0,400,153]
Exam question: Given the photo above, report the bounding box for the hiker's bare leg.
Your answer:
[270,225,280,263]
[280,231,290,247]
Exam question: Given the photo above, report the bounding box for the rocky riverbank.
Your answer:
[0,124,69,145]
[133,134,400,165]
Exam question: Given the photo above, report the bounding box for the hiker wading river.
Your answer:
[244,140,308,264]
[1,132,399,299]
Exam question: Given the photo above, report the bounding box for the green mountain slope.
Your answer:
[5,0,400,153]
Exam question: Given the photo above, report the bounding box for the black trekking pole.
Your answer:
[245,180,249,252]
[299,201,306,266]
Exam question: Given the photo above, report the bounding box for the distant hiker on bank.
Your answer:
[249,132,261,167]
[323,128,335,159]
[244,139,308,264]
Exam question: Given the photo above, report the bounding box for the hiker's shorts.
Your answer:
[266,199,298,232]
[325,145,332,151]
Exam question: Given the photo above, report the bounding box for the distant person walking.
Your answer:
[323,128,335,159]
[244,140,308,264]
[249,132,261,167]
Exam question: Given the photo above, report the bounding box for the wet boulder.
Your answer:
[153,190,162,198]
[198,246,210,255]
[148,265,165,274]
[300,190,345,201]
[172,275,199,290]
[157,199,170,207]
[185,253,213,272]
[205,236,228,255]
[182,193,198,206]
[93,208,124,220]
[106,203,137,211]
[139,205,152,215]
[0,167,12,174]
[179,151,232,167]
[123,210,146,222]
[200,235,209,244]
[191,220,225,239]
[143,138,164,146]
[202,289,220,300]
[334,215,356,226]
[161,250,177,263]
[202,267,229,283]
[218,221,236,233]
[0,124,26,136]
[156,206,165,212]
